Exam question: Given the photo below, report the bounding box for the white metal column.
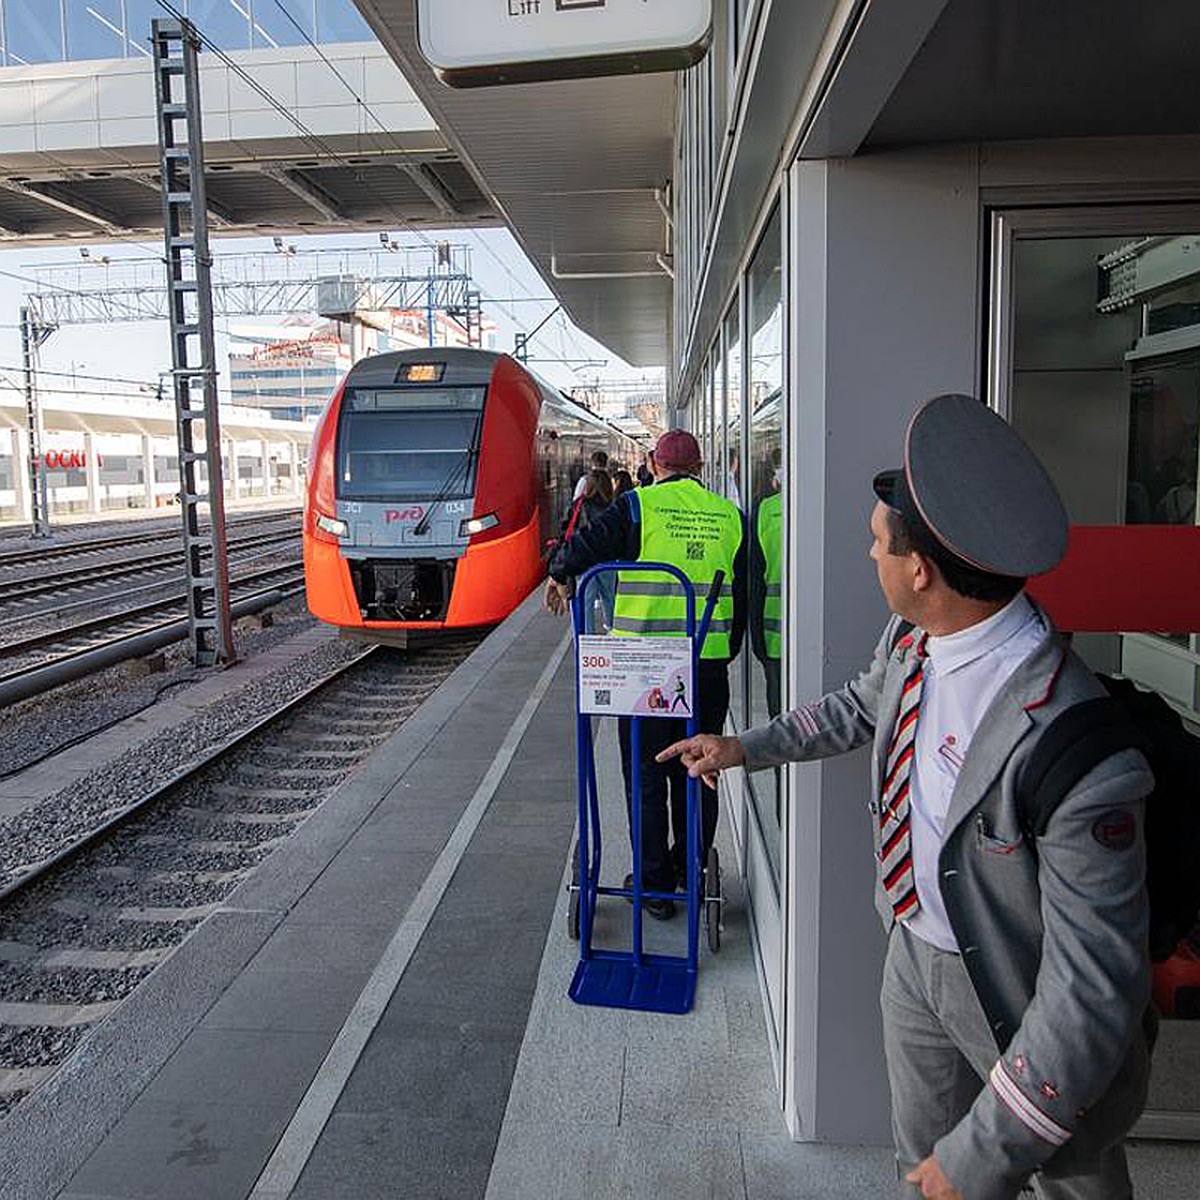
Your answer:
[84,432,102,514]
[229,439,242,500]
[142,434,156,509]
[10,428,29,521]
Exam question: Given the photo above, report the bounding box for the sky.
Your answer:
[0,225,664,412]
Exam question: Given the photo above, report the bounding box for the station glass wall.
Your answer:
[999,210,1200,1133]
[745,203,784,874]
[0,0,372,66]
[724,298,747,732]
[690,199,786,888]
[674,0,765,372]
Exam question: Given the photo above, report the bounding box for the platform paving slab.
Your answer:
[287,1112,498,1200]
[268,620,575,1199]
[484,717,842,1200]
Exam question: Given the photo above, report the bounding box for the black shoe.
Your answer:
[622,874,677,921]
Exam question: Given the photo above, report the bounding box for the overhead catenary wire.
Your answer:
[149,0,538,359]
[264,0,540,328]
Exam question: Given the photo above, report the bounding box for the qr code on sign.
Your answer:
[686,541,704,561]
[593,689,611,706]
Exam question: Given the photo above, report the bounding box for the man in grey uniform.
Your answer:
[659,394,1154,1200]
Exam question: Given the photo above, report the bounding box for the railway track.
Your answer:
[0,633,482,1117]
[0,510,300,571]
[0,520,300,610]
[0,562,306,708]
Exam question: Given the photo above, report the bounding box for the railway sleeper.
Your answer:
[176,804,313,826]
[116,902,222,924]
[0,1000,117,1028]
[0,1065,57,1094]
[4,946,171,971]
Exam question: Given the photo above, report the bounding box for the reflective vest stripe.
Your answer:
[615,581,735,598]
[611,616,735,635]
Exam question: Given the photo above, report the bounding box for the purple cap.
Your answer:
[654,429,702,472]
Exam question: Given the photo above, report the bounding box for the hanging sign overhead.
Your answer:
[416,0,712,88]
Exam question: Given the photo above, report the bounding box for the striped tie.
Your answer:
[879,637,927,921]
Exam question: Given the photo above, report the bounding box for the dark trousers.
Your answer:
[617,661,730,891]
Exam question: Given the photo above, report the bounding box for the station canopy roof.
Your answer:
[353,1,674,369]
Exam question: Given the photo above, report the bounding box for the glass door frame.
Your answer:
[987,200,1200,1141]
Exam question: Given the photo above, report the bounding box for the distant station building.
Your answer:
[229,324,353,422]
[228,307,499,420]
[0,385,312,522]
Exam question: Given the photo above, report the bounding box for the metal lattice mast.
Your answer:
[152,18,235,667]
[20,305,51,538]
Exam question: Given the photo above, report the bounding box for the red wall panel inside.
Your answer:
[1028,525,1200,633]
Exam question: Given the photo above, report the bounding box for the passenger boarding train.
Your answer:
[304,347,639,635]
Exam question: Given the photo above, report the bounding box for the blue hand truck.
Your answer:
[566,561,725,1016]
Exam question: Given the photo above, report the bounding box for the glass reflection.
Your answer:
[65,0,124,60]
[1008,226,1200,1129]
[746,204,784,874]
[724,300,745,731]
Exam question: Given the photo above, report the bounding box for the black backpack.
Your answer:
[1019,675,1200,962]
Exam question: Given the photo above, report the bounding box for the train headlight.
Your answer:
[460,512,499,537]
[316,513,348,538]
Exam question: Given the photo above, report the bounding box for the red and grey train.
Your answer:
[304,347,639,634]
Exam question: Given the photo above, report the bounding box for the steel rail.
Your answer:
[0,559,304,659]
[0,644,379,906]
[0,528,299,603]
[0,541,298,632]
[0,573,305,708]
[0,510,299,570]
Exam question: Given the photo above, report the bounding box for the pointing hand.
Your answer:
[656,734,745,790]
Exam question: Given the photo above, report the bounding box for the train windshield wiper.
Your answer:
[413,450,473,537]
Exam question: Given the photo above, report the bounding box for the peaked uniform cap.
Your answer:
[875,394,1068,577]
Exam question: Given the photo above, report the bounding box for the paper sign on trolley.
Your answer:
[577,635,694,718]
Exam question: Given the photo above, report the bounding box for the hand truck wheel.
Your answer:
[704,846,722,953]
[567,840,581,941]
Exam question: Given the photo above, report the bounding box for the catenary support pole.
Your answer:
[152,16,235,667]
[20,306,50,538]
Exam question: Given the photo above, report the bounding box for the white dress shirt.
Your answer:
[904,593,1051,952]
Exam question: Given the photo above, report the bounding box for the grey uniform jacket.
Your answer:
[739,609,1154,1199]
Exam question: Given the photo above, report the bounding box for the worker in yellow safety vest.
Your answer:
[750,452,783,718]
[545,429,746,920]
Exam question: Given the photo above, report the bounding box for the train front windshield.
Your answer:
[336,387,485,501]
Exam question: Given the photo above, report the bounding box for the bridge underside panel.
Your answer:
[0,142,496,242]
[0,45,499,243]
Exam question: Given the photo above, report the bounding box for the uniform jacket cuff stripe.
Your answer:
[989,1060,1070,1147]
